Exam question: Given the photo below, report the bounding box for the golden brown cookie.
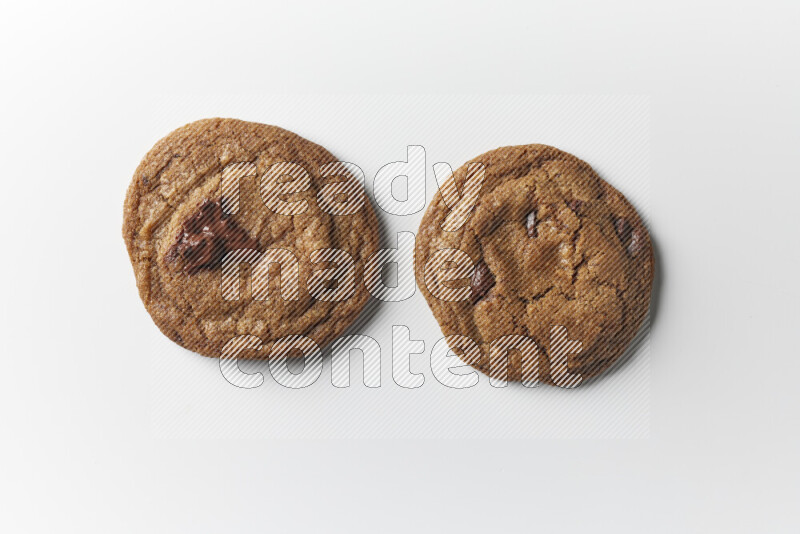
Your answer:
[415,145,654,384]
[123,118,379,358]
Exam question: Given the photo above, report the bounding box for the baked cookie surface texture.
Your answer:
[123,118,379,358]
[415,145,654,383]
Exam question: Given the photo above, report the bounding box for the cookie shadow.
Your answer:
[578,230,662,389]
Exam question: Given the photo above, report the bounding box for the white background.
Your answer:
[1,1,798,533]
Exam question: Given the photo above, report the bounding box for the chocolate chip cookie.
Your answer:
[123,118,379,358]
[415,145,654,383]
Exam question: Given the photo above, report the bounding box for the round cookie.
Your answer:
[415,145,654,384]
[123,118,379,358]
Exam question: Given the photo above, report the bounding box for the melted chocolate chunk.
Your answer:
[614,216,632,245]
[166,199,258,275]
[470,260,496,304]
[614,216,646,256]
[525,209,537,238]
[568,199,583,213]
[628,228,644,256]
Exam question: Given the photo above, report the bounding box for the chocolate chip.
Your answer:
[470,260,495,304]
[628,229,644,256]
[614,217,646,256]
[166,199,259,275]
[525,209,537,238]
[568,200,583,213]
[614,217,632,245]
